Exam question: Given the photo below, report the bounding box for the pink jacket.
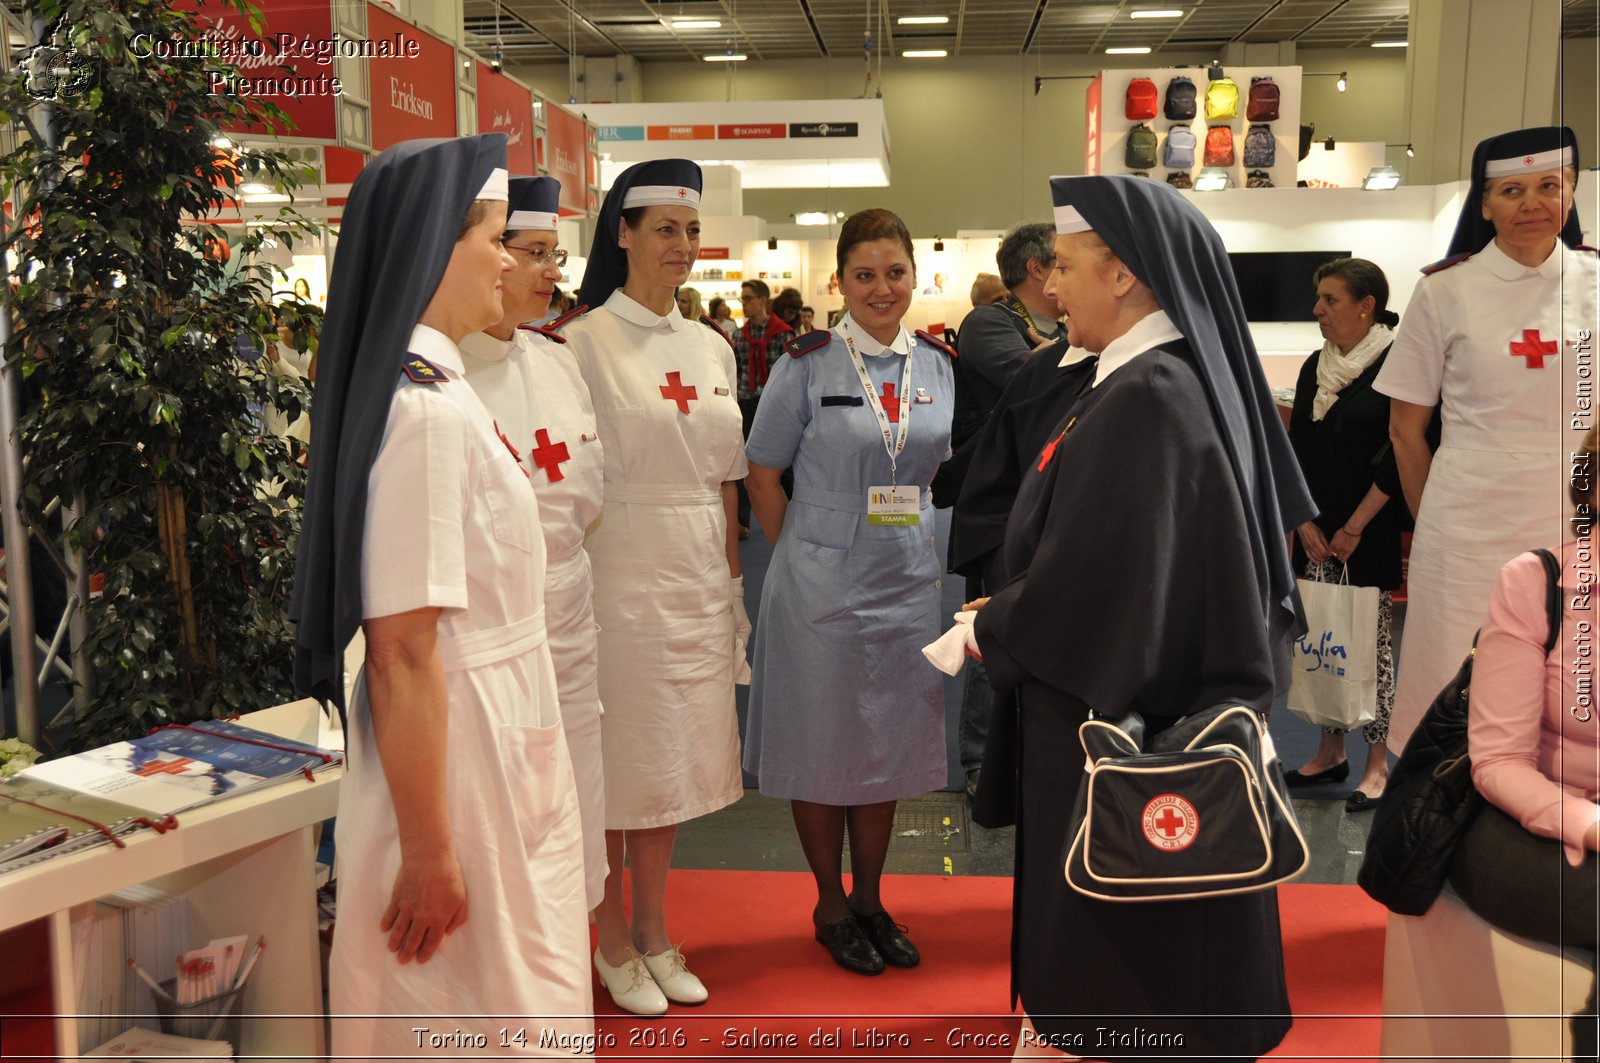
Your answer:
[1470,542,1600,866]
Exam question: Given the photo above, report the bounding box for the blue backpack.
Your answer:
[1163,126,1197,169]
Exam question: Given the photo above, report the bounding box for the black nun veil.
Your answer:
[290,134,509,712]
[1446,124,1582,258]
[576,158,703,309]
[1049,175,1316,646]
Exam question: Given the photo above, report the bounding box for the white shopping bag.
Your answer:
[1287,566,1379,731]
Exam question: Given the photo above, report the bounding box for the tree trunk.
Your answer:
[155,453,200,669]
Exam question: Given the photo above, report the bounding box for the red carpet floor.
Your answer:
[594,872,1386,1060]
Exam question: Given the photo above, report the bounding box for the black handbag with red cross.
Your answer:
[1062,704,1309,902]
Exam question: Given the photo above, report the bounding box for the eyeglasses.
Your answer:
[504,245,568,268]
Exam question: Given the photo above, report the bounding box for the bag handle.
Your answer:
[1534,548,1561,657]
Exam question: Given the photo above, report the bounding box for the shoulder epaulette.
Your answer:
[1420,252,1473,276]
[517,323,567,344]
[915,329,957,359]
[401,354,449,383]
[544,304,590,331]
[699,313,734,348]
[1577,244,1599,255]
[784,329,833,359]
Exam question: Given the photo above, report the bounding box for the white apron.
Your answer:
[331,327,592,1058]
[564,292,748,829]
[461,327,608,908]
[1378,244,1598,751]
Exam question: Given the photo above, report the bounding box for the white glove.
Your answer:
[922,611,981,676]
[731,576,753,685]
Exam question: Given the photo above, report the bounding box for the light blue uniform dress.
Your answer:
[743,315,954,805]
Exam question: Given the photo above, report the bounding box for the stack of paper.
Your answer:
[0,777,158,875]
[84,1025,231,1061]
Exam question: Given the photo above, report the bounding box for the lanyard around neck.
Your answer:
[840,321,913,486]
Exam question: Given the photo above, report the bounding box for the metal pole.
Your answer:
[0,294,39,745]
[63,495,92,713]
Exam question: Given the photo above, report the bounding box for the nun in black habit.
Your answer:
[970,175,1314,1061]
[290,134,592,1055]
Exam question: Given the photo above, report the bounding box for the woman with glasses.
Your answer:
[563,159,747,1016]
[458,176,607,918]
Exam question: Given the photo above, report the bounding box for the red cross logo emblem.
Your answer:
[878,381,901,423]
[529,428,571,483]
[1510,329,1558,369]
[677,187,688,199]
[135,756,197,777]
[1141,794,1199,851]
[660,370,698,413]
[1524,155,1534,166]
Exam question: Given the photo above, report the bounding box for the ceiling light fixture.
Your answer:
[1362,165,1402,190]
[897,15,949,25]
[794,212,831,226]
[1306,70,1349,92]
[1371,40,1407,47]
[933,236,945,251]
[1336,71,1348,91]
[767,236,779,250]
[671,19,722,29]
[903,49,948,57]
[1106,46,1152,54]
[1129,8,1184,18]
[702,53,747,61]
[1386,141,1417,158]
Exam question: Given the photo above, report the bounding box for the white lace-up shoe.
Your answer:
[593,948,669,1015]
[641,945,708,1005]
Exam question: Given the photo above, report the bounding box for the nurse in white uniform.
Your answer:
[1377,125,1597,752]
[460,176,608,912]
[563,159,748,1015]
[290,136,593,1058]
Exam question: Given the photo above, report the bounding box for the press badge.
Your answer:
[867,485,920,526]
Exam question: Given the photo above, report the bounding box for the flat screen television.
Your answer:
[1226,251,1351,322]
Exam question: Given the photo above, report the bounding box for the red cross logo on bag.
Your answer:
[1142,794,1200,851]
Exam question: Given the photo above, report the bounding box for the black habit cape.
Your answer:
[973,177,1305,1059]
[1446,125,1582,259]
[290,135,508,712]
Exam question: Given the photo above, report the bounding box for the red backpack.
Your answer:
[1204,126,1236,167]
[1246,76,1280,121]
[1125,77,1158,120]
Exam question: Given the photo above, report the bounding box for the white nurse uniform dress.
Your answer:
[331,325,593,1058]
[461,325,608,910]
[564,292,747,829]
[1375,241,1598,751]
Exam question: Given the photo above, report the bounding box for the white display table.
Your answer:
[0,700,340,1059]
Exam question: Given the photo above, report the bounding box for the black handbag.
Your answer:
[1357,548,1561,915]
[1063,703,1309,901]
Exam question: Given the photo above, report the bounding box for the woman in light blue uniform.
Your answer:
[744,208,954,976]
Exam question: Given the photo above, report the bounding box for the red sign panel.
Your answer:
[368,4,456,148]
[648,125,714,141]
[173,0,338,141]
[543,101,589,215]
[476,65,534,173]
[1085,73,1103,175]
[698,247,731,260]
[717,124,785,140]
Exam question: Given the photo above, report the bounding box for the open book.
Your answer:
[0,776,162,875]
[20,719,340,817]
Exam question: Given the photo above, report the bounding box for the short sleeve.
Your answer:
[719,339,750,481]
[360,385,471,618]
[1374,279,1444,406]
[745,350,811,470]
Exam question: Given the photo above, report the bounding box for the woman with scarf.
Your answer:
[968,174,1314,1060]
[1376,125,1595,754]
[1281,258,1404,811]
[563,159,747,1016]
[290,135,592,1057]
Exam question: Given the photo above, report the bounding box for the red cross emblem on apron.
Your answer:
[529,428,571,483]
[1510,329,1558,369]
[660,371,698,413]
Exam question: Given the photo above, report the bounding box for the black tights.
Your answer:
[791,799,897,923]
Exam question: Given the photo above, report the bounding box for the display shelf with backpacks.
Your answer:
[1125,123,1158,169]
[1125,77,1158,120]
[1204,125,1236,167]
[1357,549,1562,917]
[1244,124,1276,168]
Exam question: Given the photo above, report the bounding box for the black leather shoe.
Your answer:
[813,909,884,975]
[1282,761,1350,787]
[1345,789,1380,812]
[852,907,920,968]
